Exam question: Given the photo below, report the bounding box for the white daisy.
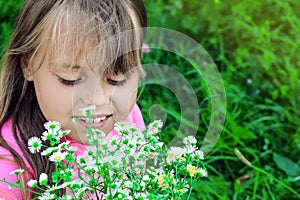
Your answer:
[193,150,204,160]
[183,136,197,145]
[199,167,208,177]
[142,174,150,182]
[41,147,58,156]
[39,173,48,185]
[44,121,61,132]
[58,140,71,149]
[38,192,55,200]
[123,180,133,188]
[41,131,52,141]
[114,121,136,133]
[166,146,186,163]
[185,144,198,154]
[135,192,148,199]
[147,120,163,134]
[60,129,71,137]
[27,179,38,187]
[49,151,68,162]
[28,136,42,153]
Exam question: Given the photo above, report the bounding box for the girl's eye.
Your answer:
[107,78,127,86]
[58,77,82,86]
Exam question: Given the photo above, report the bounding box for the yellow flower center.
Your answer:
[187,165,197,177]
[54,156,62,162]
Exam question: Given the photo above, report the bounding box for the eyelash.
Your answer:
[107,78,127,86]
[58,77,82,86]
[58,77,126,86]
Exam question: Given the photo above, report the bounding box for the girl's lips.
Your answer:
[77,114,113,129]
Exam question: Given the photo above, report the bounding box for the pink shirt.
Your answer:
[0,104,144,199]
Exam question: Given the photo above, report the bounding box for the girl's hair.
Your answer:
[0,0,147,197]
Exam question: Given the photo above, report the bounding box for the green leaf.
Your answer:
[273,153,300,177]
[230,121,257,140]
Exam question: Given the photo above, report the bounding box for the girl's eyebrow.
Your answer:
[49,61,81,68]
[52,63,81,72]
[60,63,81,69]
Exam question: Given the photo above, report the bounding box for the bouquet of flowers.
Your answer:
[2,107,208,199]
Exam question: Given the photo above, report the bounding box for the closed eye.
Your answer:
[58,77,82,86]
[107,78,127,86]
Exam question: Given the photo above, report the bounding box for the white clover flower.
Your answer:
[49,151,68,162]
[38,192,55,200]
[28,136,42,154]
[27,179,38,188]
[44,121,61,132]
[199,167,208,177]
[39,173,48,185]
[183,136,197,145]
[9,168,24,175]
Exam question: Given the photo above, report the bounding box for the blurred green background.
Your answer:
[1,0,299,199]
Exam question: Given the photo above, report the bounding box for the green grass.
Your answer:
[141,0,300,199]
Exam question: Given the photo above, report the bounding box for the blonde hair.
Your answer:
[0,0,147,198]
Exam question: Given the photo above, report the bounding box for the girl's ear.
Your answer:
[21,56,34,81]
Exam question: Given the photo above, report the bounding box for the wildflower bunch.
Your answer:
[1,107,207,199]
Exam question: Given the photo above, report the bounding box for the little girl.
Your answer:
[0,0,147,199]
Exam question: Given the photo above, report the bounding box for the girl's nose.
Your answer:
[81,80,110,106]
[93,83,110,106]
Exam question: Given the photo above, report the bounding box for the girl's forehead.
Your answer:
[42,26,111,74]
[33,7,142,77]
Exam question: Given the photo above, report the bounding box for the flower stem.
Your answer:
[234,148,300,198]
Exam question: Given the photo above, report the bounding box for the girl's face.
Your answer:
[27,38,140,144]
